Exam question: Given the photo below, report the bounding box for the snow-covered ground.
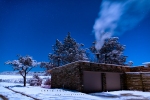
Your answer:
[0,75,51,84]
[0,75,150,100]
[0,83,34,100]
[0,75,50,79]
[0,71,46,76]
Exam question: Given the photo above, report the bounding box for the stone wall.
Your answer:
[79,62,130,72]
[125,72,150,91]
[50,62,82,91]
[50,61,130,92]
[130,66,150,72]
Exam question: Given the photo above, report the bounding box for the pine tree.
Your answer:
[49,39,64,66]
[49,32,89,67]
[62,33,88,64]
[90,37,127,65]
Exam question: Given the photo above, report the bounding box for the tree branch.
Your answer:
[27,67,32,74]
[19,71,24,77]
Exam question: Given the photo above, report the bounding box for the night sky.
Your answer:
[0,0,150,72]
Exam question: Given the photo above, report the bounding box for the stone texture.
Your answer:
[130,66,150,72]
[125,72,150,91]
[50,61,130,92]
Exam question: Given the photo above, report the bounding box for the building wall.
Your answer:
[50,62,82,91]
[130,66,150,72]
[125,72,150,91]
[50,61,130,92]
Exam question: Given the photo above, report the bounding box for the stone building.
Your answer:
[49,61,130,93]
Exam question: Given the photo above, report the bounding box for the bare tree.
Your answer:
[5,55,40,86]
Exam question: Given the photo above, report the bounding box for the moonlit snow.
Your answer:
[0,75,150,100]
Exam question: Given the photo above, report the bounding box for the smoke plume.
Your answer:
[94,0,150,50]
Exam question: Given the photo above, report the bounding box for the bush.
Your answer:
[41,78,51,89]
[29,74,42,86]
[44,78,51,85]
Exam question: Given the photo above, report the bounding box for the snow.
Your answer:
[91,91,150,100]
[0,75,50,79]
[142,62,150,65]
[126,72,150,74]
[1,75,150,100]
[142,62,150,67]
[0,84,34,100]
[0,82,101,100]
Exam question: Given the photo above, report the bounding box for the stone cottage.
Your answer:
[49,61,130,93]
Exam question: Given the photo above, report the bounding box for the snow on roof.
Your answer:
[51,61,130,71]
[125,72,150,74]
[142,62,150,65]
[142,62,150,67]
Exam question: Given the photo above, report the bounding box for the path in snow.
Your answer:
[5,87,40,100]
[0,86,34,100]
[0,82,102,100]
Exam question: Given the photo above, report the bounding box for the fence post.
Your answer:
[140,73,144,91]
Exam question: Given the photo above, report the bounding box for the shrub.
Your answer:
[44,78,51,85]
[29,74,42,86]
[41,78,51,89]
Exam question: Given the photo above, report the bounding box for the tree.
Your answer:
[49,32,89,67]
[127,61,133,66]
[90,37,127,65]
[40,62,56,75]
[40,62,55,71]
[62,33,88,64]
[5,55,40,86]
[49,39,64,67]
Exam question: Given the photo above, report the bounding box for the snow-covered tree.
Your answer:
[49,32,89,67]
[40,62,56,75]
[127,61,133,66]
[90,37,127,65]
[5,55,40,86]
[62,33,88,64]
[40,62,55,71]
[49,39,64,66]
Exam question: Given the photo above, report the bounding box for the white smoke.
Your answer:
[94,0,150,50]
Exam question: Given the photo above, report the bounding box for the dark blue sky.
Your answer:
[0,0,150,72]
